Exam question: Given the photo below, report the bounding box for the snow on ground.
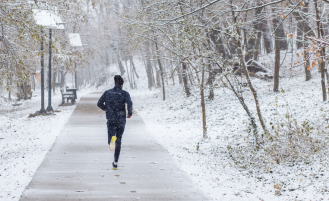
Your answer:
[0,86,94,201]
[131,65,329,200]
[1,54,328,200]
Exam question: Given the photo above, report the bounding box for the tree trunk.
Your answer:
[8,90,11,101]
[272,6,281,92]
[151,63,156,88]
[60,71,64,88]
[125,60,133,89]
[245,4,262,61]
[60,71,68,89]
[23,82,28,100]
[207,64,214,100]
[171,61,175,85]
[129,56,139,78]
[217,66,258,141]
[314,0,326,101]
[245,36,256,62]
[155,67,161,88]
[304,49,311,81]
[200,65,207,138]
[270,4,288,51]
[273,38,280,92]
[302,2,312,81]
[252,3,264,60]
[188,67,195,86]
[155,40,166,100]
[178,63,183,84]
[319,17,328,99]
[253,28,262,61]
[209,28,227,58]
[293,5,315,49]
[182,62,191,97]
[146,58,154,89]
[8,77,12,101]
[323,47,327,99]
[116,54,126,76]
[277,24,288,50]
[296,21,304,49]
[262,19,273,53]
[144,44,154,90]
[130,62,137,89]
[292,2,313,80]
[232,9,266,139]
[32,75,35,91]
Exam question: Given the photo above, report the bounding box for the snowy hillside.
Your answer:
[131,57,329,200]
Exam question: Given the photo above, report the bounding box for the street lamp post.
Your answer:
[46,28,53,112]
[68,33,83,91]
[33,9,65,113]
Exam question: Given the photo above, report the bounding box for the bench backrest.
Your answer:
[60,88,64,95]
[66,88,77,99]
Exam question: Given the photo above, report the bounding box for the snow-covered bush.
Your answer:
[265,114,325,164]
[228,96,328,169]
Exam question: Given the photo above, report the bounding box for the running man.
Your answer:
[97,75,133,170]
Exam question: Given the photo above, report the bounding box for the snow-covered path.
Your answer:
[20,92,208,201]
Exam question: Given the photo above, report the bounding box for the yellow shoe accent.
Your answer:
[112,167,117,170]
[110,136,117,151]
[110,136,117,144]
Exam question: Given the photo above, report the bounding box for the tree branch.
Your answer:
[271,0,302,36]
[163,0,221,21]
[231,0,284,12]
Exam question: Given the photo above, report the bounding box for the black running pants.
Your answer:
[107,119,125,163]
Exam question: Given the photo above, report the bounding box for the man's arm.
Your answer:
[97,93,106,111]
[125,92,133,117]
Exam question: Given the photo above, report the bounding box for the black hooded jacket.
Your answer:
[97,85,133,121]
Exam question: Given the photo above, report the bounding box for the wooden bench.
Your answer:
[60,88,75,104]
[66,88,77,100]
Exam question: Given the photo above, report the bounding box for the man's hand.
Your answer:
[127,115,131,118]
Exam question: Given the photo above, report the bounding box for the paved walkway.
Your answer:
[20,92,208,201]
